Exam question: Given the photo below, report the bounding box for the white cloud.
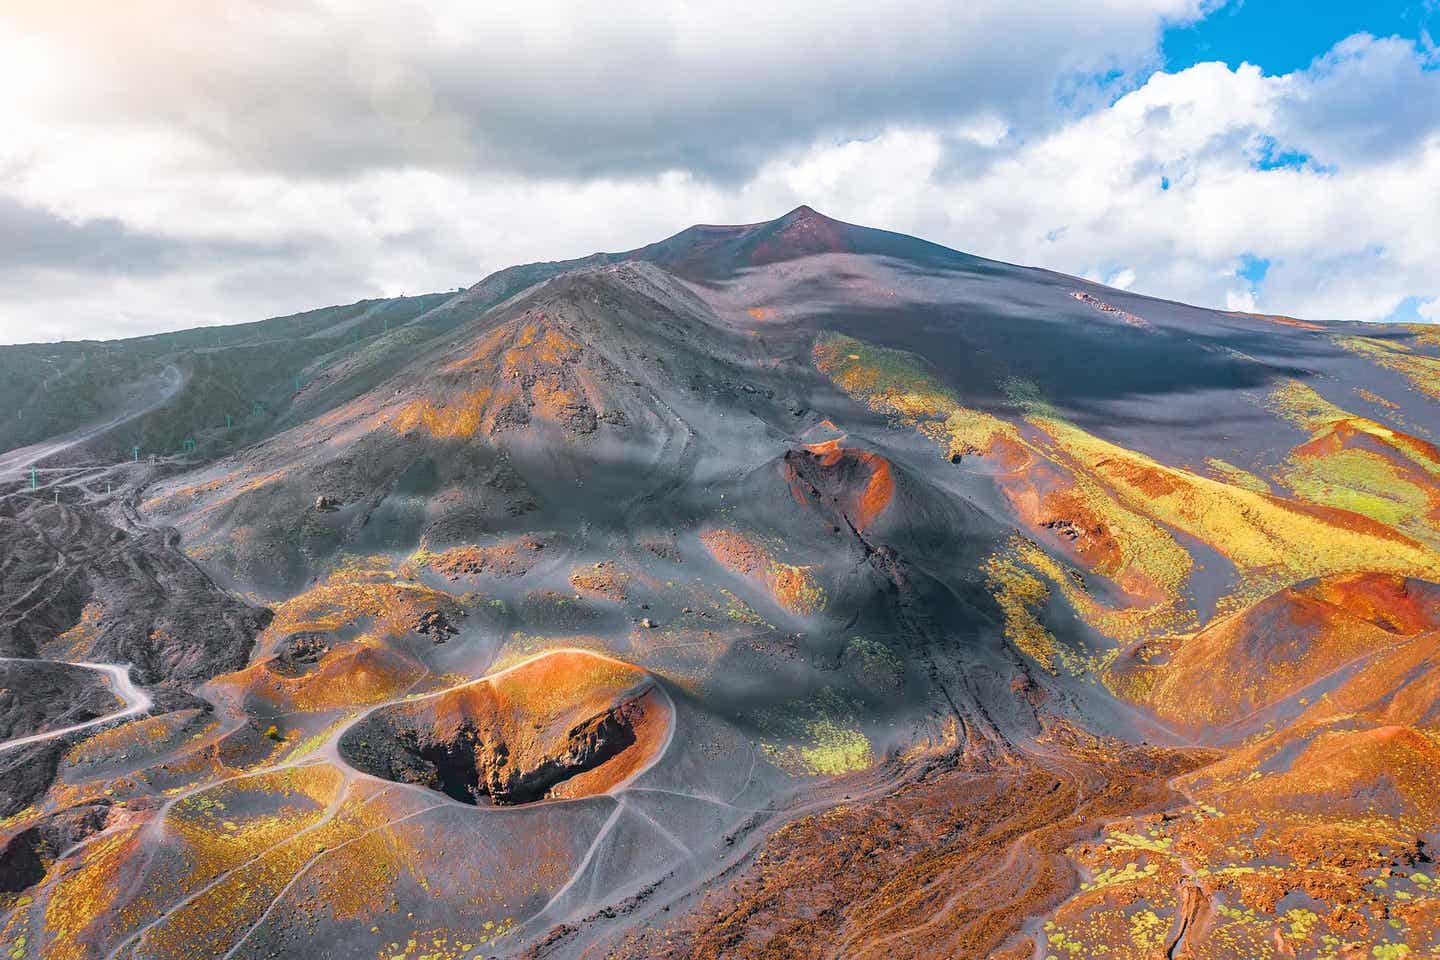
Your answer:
[1225,288,1257,313]
[1,0,1200,181]
[1107,269,1138,291]
[765,33,1440,324]
[0,5,1437,342]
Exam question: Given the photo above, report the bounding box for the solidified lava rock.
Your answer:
[0,498,270,687]
[401,698,641,804]
[0,801,110,894]
[270,631,332,676]
[413,608,460,643]
[0,739,69,819]
[0,660,121,743]
[338,650,669,805]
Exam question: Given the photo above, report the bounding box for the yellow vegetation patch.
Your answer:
[819,333,1440,646]
[1204,457,1271,493]
[1355,386,1399,409]
[1338,332,1440,401]
[815,335,1191,638]
[770,562,826,616]
[42,827,145,960]
[983,548,1058,673]
[763,717,874,776]
[813,332,1018,457]
[1025,403,1440,606]
[1266,380,1440,543]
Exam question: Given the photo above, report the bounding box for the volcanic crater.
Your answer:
[337,650,671,805]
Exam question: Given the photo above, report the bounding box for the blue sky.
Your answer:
[1158,0,1440,324]
[1164,0,1438,74]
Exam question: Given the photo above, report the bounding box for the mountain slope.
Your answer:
[1,207,1438,960]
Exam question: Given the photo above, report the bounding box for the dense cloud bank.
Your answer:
[1,1,1437,341]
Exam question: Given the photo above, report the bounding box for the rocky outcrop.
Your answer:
[0,801,111,894]
[1165,882,1213,959]
[0,498,270,687]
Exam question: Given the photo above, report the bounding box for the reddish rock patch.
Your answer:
[782,441,895,532]
[422,535,547,580]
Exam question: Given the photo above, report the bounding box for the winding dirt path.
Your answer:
[0,658,152,753]
[0,364,183,481]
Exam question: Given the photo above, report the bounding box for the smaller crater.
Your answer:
[338,650,669,805]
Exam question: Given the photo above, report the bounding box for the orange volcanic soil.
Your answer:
[699,527,825,615]
[392,312,615,441]
[418,535,548,580]
[211,558,462,713]
[1206,724,1440,821]
[610,728,1206,960]
[568,560,629,601]
[1113,572,1440,733]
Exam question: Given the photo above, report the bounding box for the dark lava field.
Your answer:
[2,206,1439,959]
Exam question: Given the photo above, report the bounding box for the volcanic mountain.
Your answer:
[2,206,1439,959]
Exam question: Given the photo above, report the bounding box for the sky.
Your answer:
[1,0,1438,344]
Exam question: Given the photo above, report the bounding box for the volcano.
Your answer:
[2,207,1438,958]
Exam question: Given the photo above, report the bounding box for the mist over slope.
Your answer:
[1,207,1438,959]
